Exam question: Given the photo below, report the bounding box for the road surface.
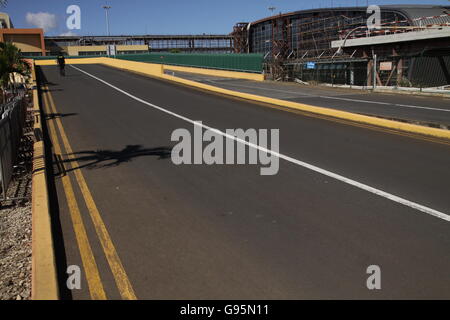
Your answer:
[38,64,450,299]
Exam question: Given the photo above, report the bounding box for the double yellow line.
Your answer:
[42,86,137,300]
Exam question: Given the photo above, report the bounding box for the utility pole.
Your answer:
[103,5,111,36]
[373,53,377,90]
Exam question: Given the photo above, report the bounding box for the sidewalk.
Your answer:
[320,83,450,98]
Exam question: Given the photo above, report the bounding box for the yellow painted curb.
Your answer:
[35,58,103,66]
[98,57,164,76]
[31,63,59,300]
[163,65,264,81]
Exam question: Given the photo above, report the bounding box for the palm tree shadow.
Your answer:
[45,112,78,120]
[62,145,172,172]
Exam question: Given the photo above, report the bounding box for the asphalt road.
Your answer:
[169,70,450,127]
[38,64,450,299]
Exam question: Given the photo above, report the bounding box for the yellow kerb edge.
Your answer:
[31,61,59,300]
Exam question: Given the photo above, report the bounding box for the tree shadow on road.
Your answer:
[62,144,173,172]
[45,112,78,120]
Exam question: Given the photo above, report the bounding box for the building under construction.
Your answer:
[232,4,450,87]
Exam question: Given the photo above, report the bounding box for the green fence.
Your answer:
[24,52,264,73]
[116,53,264,73]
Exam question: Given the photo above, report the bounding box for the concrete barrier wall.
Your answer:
[35,57,164,76]
[99,57,164,76]
[163,65,264,81]
[35,58,103,66]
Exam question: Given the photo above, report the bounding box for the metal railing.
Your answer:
[0,90,27,201]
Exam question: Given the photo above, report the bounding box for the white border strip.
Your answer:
[70,65,450,222]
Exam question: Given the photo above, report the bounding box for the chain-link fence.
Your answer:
[286,60,369,86]
[408,55,450,88]
[283,53,450,89]
[0,90,27,201]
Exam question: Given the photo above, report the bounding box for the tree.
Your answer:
[0,42,31,102]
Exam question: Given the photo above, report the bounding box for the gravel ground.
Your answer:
[0,97,34,300]
[0,187,32,300]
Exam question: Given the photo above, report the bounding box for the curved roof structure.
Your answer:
[249,5,450,26]
[232,4,450,58]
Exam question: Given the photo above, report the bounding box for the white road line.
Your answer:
[206,80,450,113]
[205,80,329,97]
[70,65,450,222]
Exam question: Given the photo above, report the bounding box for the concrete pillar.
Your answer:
[367,59,373,87]
[396,58,403,84]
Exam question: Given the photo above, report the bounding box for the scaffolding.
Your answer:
[232,8,450,80]
[231,23,249,53]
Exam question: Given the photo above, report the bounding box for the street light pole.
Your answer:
[102,5,111,36]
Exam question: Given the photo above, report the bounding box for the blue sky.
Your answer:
[3,0,450,36]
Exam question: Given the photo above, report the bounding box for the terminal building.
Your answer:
[44,34,234,56]
[232,5,450,56]
[232,5,450,86]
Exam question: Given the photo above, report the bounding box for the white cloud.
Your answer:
[59,31,77,36]
[26,12,57,32]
